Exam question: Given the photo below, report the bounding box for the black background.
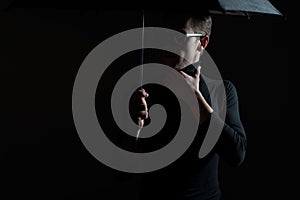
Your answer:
[1,0,289,199]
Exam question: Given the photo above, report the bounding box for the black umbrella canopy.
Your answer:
[208,0,283,16]
[4,0,283,16]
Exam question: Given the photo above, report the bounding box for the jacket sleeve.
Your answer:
[213,80,247,167]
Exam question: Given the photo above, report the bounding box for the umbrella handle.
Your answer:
[195,90,214,113]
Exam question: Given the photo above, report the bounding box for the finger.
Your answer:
[138,110,148,120]
[141,89,149,98]
[131,90,148,103]
[131,103,148,119]
[179,70,189,78]
[136,88,149,98]
[132,94,148,105]
[132,98,148,113]
[195,66,201,77]
[136,104,148,119]
[134,103,147,112]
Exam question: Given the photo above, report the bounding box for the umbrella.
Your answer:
[5,0,283,16]
[4,0,285,22]
[207,0,283,16]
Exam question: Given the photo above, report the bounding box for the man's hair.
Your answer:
[161,9,212,36]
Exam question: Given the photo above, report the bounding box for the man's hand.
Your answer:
[179,66,213,124]
[179,65,201,92]
[129,88,149,123]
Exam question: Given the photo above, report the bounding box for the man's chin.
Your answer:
[173,60,191,70]
[163,56,188,70]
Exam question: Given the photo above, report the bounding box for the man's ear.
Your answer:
[197,35,209,51]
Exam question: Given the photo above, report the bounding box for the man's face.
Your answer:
[162,18,205,70]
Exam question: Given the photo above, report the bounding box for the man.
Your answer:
[130,9,247,200]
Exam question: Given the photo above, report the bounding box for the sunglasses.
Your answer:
[174,33,206,46]
[186,33,206,38]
